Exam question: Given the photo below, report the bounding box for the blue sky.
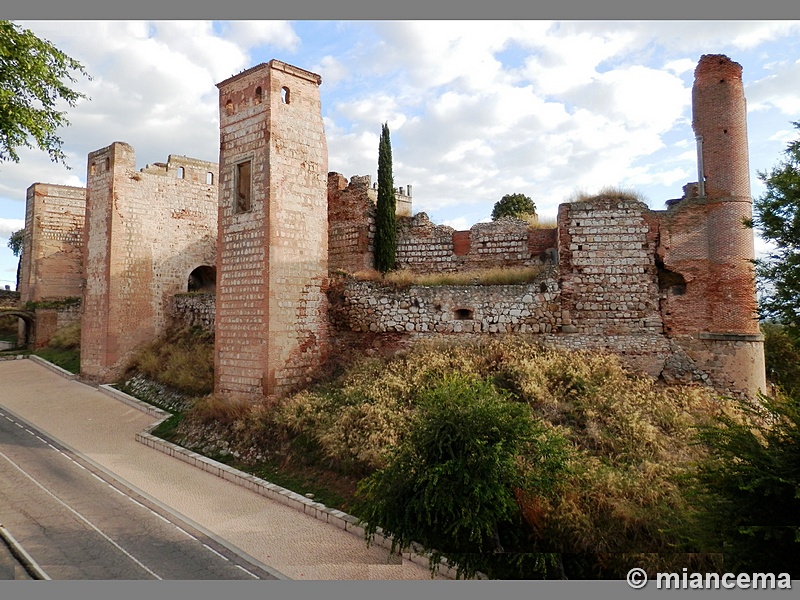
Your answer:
[2,20,800,289]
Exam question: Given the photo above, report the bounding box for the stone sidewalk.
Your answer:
[0,358,441,580]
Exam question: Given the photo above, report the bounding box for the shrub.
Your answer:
[354,373,569,579]
[691,391,800,576]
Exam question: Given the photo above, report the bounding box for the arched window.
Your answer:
[254,86,263,105]
[177,166,185,179]
[281,86,290,104]
[206,172,214,185]
[225,99,234,115]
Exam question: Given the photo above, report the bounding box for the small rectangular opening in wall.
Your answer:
[235,160,252,213]
[454,308,474,320]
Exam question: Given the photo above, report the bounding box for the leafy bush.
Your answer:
[692,391,800,577]
[762,322,800,398]
[354,373,569,579]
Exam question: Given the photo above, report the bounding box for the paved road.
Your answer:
[0,407,277,580]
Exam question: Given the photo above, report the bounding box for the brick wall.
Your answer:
[80,142,218,382]
[215,60,329,400]
[18,183,86,303]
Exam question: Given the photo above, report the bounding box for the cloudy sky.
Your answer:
[2,20,800,289]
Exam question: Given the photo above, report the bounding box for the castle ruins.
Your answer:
[9,55,766,399]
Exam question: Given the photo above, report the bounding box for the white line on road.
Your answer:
[0,449,163,580]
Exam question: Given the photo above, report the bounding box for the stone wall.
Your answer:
[558,197,662,335]
[18,183,86,303]
[173,292,215,332]
[331,271,561,336]
[0,290,19,308]
[80,142,218,383]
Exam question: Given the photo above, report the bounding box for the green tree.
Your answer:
[7,227,23,291]
[0,20,89,166]
[374,122,396,273]
[355,374,568,579]
[748,121,800,340]
[491,193,536,221]
[692,391,800,577]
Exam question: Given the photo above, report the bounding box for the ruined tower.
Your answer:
[658,54,765,396]
[215,61,329,400]
[80,142,218,382]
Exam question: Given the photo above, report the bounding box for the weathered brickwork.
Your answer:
[80,142,218,382]
[558,198,663,335]
[31,302,81,350]
[215,60,329,400]
[328,173,376,273]
[18,183,86,303]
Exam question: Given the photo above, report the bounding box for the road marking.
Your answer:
[202,544,227,560]
[235,564,259,579]
[0,449,163,580]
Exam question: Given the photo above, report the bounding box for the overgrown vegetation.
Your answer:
[30,320,81,372]
[351,266,546,288]
[567,185,647,205]
[118,319,800,579]
[691,390,800,577]
[145,337,749,578]
[124,326,214,396]
[747,121,800,342]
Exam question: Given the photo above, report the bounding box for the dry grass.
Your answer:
[566,185,648,205]
[128,327,214,396]
[528,215,557,229]
[48,321,81,350]
[352,266,546,288]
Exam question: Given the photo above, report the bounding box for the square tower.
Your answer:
[215,60,329,400]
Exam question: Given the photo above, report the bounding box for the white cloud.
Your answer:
[0,219,25,239]
[314,55,348,87]
[219,21,300,52]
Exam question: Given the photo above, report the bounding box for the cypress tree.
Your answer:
[375,122,397,273]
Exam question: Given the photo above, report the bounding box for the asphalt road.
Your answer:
[0,407,278,580]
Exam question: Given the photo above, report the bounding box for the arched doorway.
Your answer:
[188,265,216,293]
[0,309,35,349]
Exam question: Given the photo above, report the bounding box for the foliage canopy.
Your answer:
[749,121,800,340]
[374,122,396,273]
[0,20,89,166]
[491,193,536,221]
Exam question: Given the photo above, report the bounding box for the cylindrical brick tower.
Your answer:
[692,54,759,336]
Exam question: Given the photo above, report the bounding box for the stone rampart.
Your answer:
[173,292,215,332]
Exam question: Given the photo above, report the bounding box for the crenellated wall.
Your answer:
[80,142,218,383]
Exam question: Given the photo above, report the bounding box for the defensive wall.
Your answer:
[11,53,766,399]
[79,142,218,382]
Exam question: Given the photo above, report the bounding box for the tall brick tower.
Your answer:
[650,54,765,396]
[692,54,760,337]
[215,61,329,400]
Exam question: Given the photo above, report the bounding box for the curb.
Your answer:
[0,524,51,580]
[97,384,461,579]
[27,354,79,380]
